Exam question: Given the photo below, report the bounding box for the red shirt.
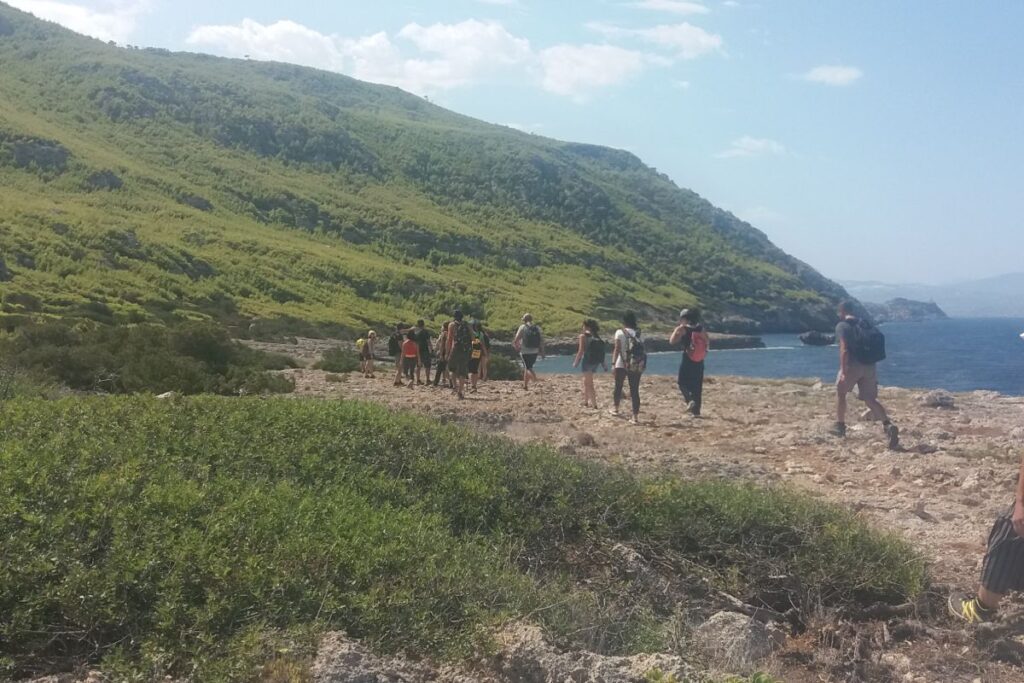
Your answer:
[402,339,419,358]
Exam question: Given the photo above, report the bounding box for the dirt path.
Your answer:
[260,342,1024,681]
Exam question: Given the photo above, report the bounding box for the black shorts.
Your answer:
[981,504,1024,594]
[469,357,481,374]
[521,353,538,370]
[402,357,417,373]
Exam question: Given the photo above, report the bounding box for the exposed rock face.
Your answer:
[799,330,836,346]
[693,611,786,674]
[920,390,956,409]
[312,626,701,683]
[863,298,948,324]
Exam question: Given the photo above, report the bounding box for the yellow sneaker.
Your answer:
[948,593,993,624]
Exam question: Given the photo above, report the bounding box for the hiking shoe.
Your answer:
[684,400,697,414]
[948,593,993,624]
[828,422,847,438]
[885,423,900,450]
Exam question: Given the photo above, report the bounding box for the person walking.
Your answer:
[949,451,1024,623]
[413,319,432,385]
[513,313,545,390]
[433,322,451,388]
[400,331,421,388]
[358,330,377,377]
[669,309,709,416]
[830,300,900,449]
[478,323,492,381]
[610,311,644,425]
[468,321,489,393]
[388,323,405,386]
[572,319,606,408]
[446,309,473,400]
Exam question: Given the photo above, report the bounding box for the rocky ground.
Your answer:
[260,338,1024,682]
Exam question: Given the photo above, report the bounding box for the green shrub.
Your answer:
[0,321,295,395]
[0,397,928,681]
[486,353,521,381]
[313,346,360,373]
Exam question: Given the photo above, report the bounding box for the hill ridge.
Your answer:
[0,2,847,335]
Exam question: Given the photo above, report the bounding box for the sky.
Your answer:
[8,0,1023,285]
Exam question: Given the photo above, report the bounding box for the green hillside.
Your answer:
[0,3,847,335]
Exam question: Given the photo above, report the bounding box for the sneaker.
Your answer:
[630,415,640,425]
[885,423,900,450]
[684,400,696,414]
[828,422,847,438]
[948,593,993,624]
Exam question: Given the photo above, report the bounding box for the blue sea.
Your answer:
[534,318,1024,396]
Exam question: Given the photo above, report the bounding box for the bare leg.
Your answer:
[978,585,1004,611]
[836,387,848,423]
[862,397,888,422]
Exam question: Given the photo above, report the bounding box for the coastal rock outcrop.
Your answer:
[863,298,948,324]
[799,330,835,346]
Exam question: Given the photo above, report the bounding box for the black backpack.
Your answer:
[523,324,542,349]
[847,318,886,364]
[585,335,606,365]
[388,332,402,356]
[452,321,472,353]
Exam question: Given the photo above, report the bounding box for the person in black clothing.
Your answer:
[388,323,405,386]
[669,308,708,416]
[413,319,432,385]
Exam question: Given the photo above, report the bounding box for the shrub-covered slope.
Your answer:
[0,397,924,680]
[0,3,847,334]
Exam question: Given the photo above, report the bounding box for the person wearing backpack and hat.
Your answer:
[513,313,545,391]
[670,308,709,417]
[572,319,607,409]
[358,330,377,378]
[610,311,644,425]
[831,300,900,449]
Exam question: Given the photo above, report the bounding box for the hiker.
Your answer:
[446,309,473,399]
[610,311,645,425]
[468,321,489,393]
[388,323,405,386]
[513,313,544,390]
[478,323,492,381]
[433,322,451,388]
[413,319,432,386]
[949,451,1024,624]
[830,300,900,449]
[401,331,421,388]
[572,319,606,408]
[358,330,377,378]
[669,309,709,416]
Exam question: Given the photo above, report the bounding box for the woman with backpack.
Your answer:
[432,322,451,388]
[572,319,606,408]
[670,308,709,416]
[610,311,644,425]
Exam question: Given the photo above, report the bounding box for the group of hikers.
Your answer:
[355,307,713,421]
[354,299,1024,629]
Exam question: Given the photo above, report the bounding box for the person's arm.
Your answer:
[838,330,850,382]
[540,330,545,359]
[612,334,621,367]
[512,326,522,352]
[669,324,687,346]
[573,334,585,367]
[1013,455,1024,537]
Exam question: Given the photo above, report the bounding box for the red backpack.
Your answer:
[687,329,709,362]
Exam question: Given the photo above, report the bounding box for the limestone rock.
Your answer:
[693,611,786,673]
[920,390,955,409]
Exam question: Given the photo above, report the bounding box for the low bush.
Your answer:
[313,346,360,373]
[0,398,927,681]
[0,321,296,395]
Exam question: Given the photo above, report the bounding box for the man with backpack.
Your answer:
[513,313,545,391]
[611,311,645,425]
[669,308,709,417]
[446,309,473,400]
[831,300,900,449]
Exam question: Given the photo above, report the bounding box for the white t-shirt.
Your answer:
[614,327,638,369]
[516,323,541,355]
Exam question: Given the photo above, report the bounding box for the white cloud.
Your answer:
[6,0,148,42]
[716,136,785,159]
[722,0,740,7]
[586,21,722,59]
[801,64,863,86]
[187,18,347,72]
[187,18,531,95]
[627,0,709,15]
[538,44,650,101]
[671,79,691,89]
